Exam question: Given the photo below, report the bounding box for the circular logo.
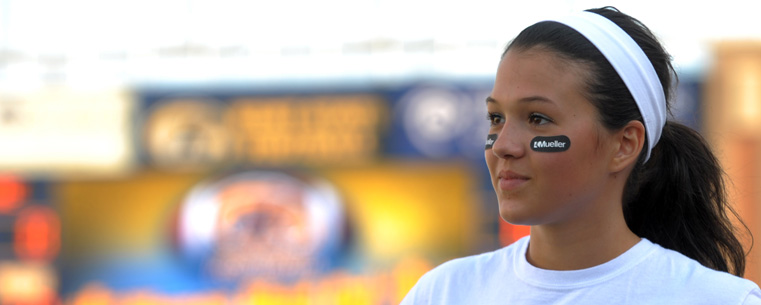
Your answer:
[398,86,486,158]
[175,171,345,282]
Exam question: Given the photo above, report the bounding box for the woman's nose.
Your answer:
[490,123,525,159]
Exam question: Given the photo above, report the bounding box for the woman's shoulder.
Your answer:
[400,237,527,304]
[651,242,749,280]
[643,240,760,300]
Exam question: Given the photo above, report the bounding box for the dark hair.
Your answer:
[504,7,749,276]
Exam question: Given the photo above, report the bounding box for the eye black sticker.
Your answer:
[531,135,571,152]
[485,134,497,150]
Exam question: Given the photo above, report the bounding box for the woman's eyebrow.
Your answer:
[485,96,554,104]
[518,96,554,104]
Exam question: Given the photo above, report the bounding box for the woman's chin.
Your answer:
[499,210,536,226]
[498,202,547,226]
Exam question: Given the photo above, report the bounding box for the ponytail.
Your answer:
[623,121,748,276]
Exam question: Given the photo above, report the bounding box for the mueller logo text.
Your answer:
[531,135,570,152]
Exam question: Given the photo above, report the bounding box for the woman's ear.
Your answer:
[610,120,645,173]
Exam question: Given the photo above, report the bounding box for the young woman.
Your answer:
[401,7,761,304]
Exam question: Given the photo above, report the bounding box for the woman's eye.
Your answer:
[487,113,504,126]
[529,113,552,125]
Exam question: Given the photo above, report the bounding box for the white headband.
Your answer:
[548,12,667,162]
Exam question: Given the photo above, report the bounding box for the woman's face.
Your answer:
[485,48,619,226]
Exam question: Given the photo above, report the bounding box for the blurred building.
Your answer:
[705,41,761,284]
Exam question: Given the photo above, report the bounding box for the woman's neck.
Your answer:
[525,207,641,271]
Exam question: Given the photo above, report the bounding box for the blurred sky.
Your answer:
[1,0,760,87]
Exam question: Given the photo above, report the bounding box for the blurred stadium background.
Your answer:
[0,0,760,304]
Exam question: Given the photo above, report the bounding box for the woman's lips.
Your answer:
[498,170,530,191]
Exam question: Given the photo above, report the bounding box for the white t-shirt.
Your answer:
[401,236,761,305]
